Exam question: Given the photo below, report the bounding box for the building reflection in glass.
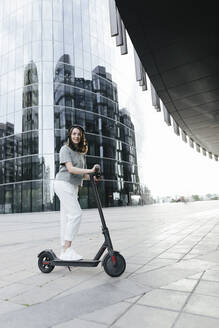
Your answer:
[0,0,142,213]
[0,61,140,212]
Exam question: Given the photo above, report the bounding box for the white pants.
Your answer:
[54,180,82,247]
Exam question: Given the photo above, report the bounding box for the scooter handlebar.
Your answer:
[90,165,101,179]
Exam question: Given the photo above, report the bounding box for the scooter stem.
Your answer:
[90,175,114,250]
[90,176,107,229]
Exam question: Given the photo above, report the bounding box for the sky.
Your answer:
[136,86,219,199]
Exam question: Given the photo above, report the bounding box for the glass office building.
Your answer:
[0,0,144,213]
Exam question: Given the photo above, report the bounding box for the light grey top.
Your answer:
[55,145,86,186]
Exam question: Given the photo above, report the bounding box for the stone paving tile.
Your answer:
[187,272,203,280]
[0,282,146,328]
[53,318,107,328]
[136,258,177,274]
[79,301,131,325]
[197,250,219,264]
[123,295,140,303]
[43,275,96,292]
[53,271,149,300]
[52,274,109,299]
[194,280,219,297]
[174,313,219,328]
[202,269,219,282]
[0,271,36,284]
[161,278,198,292]
[0,283,31,301]
[111,304,178,328]
[0,300,26,314]
[182,255,200,260]
[137,288,189,311]
[132,264,164,274]
[158,252,184,260]
[110,278,151,294]
[0,268,16,278]
[130,265,200,289]
[10,285,65,305]
[168,246,191,254]
[126,255,153,265]
[172,259,213,272]
[17,272,64,287]
[124,262,143,274]
[184,294,219,318]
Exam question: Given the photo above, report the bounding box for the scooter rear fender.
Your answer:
[38,249,57,260]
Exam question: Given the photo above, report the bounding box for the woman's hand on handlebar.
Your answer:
[90,164,100,172]
[92,164,101,181]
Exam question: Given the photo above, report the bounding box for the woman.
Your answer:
[54,125,100,261]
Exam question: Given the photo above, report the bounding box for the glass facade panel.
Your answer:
[32,180,43,212]
[0,186,5,213]
[13,184,22,213]
[22,182,31,213]
[0,0,145,213]
[5,184,13,213]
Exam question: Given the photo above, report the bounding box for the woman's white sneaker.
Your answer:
[60,248,83,260]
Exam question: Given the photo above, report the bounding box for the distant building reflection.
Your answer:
[22,61,39,131]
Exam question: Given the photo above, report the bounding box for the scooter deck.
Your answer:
[53,259,101,267]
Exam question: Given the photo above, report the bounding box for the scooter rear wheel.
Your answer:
[38,252,55,273]
[102,253,126,277]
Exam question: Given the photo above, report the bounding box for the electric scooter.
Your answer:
[38,168,126,277]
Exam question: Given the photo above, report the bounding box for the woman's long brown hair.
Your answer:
[66,126,88,154]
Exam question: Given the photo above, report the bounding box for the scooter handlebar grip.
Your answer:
[89,165,101,178]
[94,166,101,178]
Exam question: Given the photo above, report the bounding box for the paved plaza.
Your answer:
[1,200,219,327]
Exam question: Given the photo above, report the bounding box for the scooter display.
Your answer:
[38,168,126,277]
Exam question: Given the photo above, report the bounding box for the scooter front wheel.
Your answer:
[38,251,55,273]
[102,252,126,277]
